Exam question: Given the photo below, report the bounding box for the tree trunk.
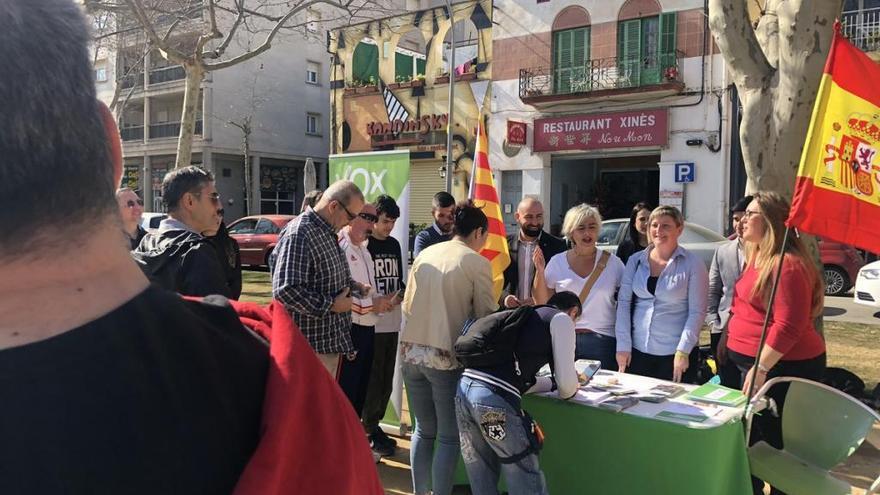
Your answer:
[243,124,252,216]
[175,62,204,169]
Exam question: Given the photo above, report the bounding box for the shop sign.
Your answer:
[366,114,448,137]
[507,120,527,146]
[533,109,668,152]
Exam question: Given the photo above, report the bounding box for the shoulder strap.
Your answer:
[578,250,611,305]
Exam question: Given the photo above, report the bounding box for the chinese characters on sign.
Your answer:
[533,109,668,152]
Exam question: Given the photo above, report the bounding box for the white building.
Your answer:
[489,0,732,234]
[95,8,332,220]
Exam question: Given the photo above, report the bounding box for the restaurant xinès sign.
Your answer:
[533,109,668,152]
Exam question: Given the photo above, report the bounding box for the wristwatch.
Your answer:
[756,363,771,374]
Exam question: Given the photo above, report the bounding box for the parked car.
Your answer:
[819,239,864,296]
[853,260,880,307]
[140,213,167,233]
[597,218,726,269]
[227,215,295,267]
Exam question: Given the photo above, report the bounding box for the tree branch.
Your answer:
[122,0,188,64]
[206,0,245,59]
[204,0,346,71]
[708,0,774,90]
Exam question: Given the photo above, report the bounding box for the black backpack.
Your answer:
[454,306,537,368]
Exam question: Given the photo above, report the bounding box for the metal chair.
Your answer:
[744,376,880,495]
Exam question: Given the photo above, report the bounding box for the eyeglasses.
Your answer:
[194,191,221,204]
[358,212,379,223]
[338,201,357,221]
[126,199,144,208]
[742,209,763,219]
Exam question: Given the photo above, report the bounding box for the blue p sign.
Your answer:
[675,162,695,183]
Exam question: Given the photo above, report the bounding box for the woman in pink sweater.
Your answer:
[720,191,825,495]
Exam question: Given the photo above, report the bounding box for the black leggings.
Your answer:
[629,348,700,384]
[728,349,826,495]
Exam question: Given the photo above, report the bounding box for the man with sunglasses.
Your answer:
[273,180,369,376]
[337,204,396,424]
[133,166,232,298]
[116,187,147,249]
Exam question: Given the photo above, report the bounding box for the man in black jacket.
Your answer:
[133,166,232,297]
[502,197,567,308]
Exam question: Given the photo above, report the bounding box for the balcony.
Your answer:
[120,73,142,89]
[842,7,880,53]
[120,125,144,141]
[149,65,186,84]
[149,120,203,139]
[519,51,685,107]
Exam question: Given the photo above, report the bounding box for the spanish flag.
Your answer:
[788,23,880,253]
[469,117,511,299]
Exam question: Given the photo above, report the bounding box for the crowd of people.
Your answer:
[0,2,828,495]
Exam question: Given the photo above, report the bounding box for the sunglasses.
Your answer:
[194,191,221,204]
[358,212,379,223]
[126,199,144,208]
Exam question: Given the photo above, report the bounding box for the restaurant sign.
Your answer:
[533,109,668,152]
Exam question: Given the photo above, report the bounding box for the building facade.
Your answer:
[329,0,493,226]
[490,0,731,235]
[96,11,331,220]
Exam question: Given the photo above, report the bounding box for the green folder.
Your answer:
[686,383,747,407]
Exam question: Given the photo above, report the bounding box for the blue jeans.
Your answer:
[402,362,462,495]
[575,332,618,371]
[455,375,548,495]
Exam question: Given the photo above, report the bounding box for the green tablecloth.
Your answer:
[454,394,753,495]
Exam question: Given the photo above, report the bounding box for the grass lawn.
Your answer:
[241,269,273,305]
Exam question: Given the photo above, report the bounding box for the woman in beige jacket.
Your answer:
[400,201,499,495]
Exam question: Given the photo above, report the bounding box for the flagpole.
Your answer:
[743,225,792,436]
[444,0,456,194]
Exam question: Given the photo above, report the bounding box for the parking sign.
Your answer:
[675,162,695,183]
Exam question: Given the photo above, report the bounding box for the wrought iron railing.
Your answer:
[842,7,880,52]
[519,50,684,99]
[148,65,186,84]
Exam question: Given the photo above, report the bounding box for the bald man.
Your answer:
[502,197,567,308]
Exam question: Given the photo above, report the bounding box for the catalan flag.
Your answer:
[788,23,880,252]
[469,117,511,300]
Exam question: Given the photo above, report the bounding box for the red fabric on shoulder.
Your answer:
[229,299,383,495]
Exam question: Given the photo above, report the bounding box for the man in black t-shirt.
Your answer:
[363,195,406,456]
[0,1,267,493]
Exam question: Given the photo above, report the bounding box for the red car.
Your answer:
[820,239,864,296]
[227,215,295,267]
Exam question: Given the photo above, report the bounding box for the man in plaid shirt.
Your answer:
[272,180,368,376]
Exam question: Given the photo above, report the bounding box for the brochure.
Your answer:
[686,383,746,407]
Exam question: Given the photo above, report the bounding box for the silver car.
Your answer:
[597,218,727,269]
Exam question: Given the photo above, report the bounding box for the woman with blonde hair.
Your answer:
[615,205,708,383]
[721,192,825,495]
[534,204,624,370]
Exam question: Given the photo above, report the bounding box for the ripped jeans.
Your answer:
[454,375,548,495]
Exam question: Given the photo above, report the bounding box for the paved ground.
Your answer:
[824,292,880,325]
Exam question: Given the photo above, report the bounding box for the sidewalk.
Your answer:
[824,293,880,325]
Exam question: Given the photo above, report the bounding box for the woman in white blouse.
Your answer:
[534,204,624,370]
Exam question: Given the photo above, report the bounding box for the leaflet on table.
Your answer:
[633,384,686,403]
[536,360,602,379]
[686,383,746,407]
[653,402,721,424]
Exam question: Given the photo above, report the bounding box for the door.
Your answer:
[596,169,660,220]
[228,218,259,265]
[500,170,523,236]
[618,13,675,87]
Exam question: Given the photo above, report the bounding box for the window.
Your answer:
[255,219,279,235]
[306,113,321,136]
[306,61,319,84]
[618,13,676,87]
[552,27,590,93]
[95,67,108,82]
[228,219,258,235]
[597,221,626,246]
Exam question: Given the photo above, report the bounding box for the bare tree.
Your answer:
[708,0,843,197]
[86,0,400,169]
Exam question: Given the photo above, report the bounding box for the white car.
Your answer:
[597,218,727,269]
[140,212,167,233]
[853,260,880,307]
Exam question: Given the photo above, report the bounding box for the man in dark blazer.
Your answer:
[502,197,567,308]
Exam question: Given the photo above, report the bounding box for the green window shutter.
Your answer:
[395,52,414,81]
[553,30,573,93]
[352,42,379,83]
[618,19,641,87]
[416,58,426,76]
[659,12,677,72]
[573,27,590,67]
